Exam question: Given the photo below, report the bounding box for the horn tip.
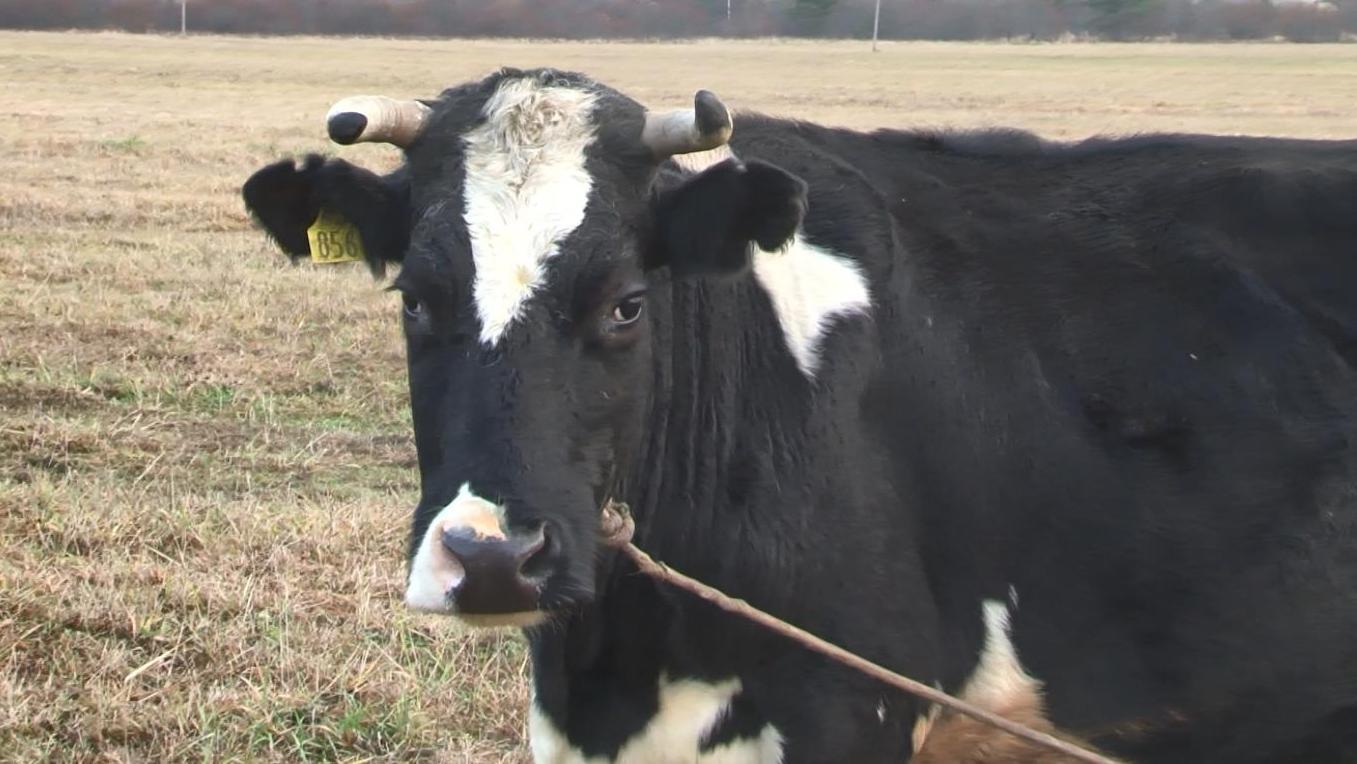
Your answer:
[693,90,731,136]
[327,111,368,145]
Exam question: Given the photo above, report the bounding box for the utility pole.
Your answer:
[180,0,187,35]
[727,0,732,21]
[872,0,882,51]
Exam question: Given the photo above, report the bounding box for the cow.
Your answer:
[241,67,1357,763]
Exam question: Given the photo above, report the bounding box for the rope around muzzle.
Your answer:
[598,500,1120,764]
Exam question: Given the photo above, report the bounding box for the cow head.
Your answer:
[242,69,807,627]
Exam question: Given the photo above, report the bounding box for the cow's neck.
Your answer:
[524,135,953,760]
[524,263,812,758]
[570,139,872,636]
[611,142,814,593]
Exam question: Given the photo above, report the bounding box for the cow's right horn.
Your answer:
[641,90,733,158]
[325,96,432,148]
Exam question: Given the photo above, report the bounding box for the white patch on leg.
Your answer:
[404,483,509,613]
[912,596,1117,763]
[528,676,783,763]
[912,598,1038,755]
[752,236,871,378]
[961,598,1039,711]
[461,75,598,346]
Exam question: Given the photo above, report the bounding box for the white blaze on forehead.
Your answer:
[462,77,599,346]
[404,483,508,613]
[529,676,784,763]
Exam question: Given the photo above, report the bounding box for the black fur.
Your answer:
[652,158,807,276]
[242,68,1357,764]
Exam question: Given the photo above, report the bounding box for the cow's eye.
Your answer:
[610,295,644,327]
[402,293,423,320]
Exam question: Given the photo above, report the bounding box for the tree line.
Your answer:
[2,0,1353,42]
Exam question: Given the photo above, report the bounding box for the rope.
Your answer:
[598,501,1120,764]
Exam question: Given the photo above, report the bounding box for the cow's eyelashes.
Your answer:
[386,285,427,324]
[402,292,423,321]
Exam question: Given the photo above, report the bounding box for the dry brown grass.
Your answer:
[2,30,1355,763]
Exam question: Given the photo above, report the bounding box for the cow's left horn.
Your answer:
[640,90,733,157]
[325,96,432,148]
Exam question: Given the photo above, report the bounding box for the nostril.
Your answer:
[427,516,549,615]
[436,530,468,590]
[517,524,554,580]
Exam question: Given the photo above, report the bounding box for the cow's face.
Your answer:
[242,69,806,627]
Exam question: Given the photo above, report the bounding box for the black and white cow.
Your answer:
[242,68,1357,763]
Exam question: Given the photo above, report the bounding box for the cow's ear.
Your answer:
[650,158,807,278]
[241,154,411,276]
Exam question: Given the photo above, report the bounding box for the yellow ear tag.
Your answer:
[306,210,366,264]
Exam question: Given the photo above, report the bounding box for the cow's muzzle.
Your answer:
[405,488,555,626]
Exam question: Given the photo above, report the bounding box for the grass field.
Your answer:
[2,30,1355,763]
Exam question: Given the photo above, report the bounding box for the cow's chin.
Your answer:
[407,601,551,629]
[454,611,550,629]
[404,571,591,629]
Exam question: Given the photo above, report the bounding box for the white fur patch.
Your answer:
[961,598,1038,710]
[528,704,577,764]
[911,599,1031,753]
[752,237,871,378]
[404,483,510,613]
[667,146,872,379]
[462,76,598,345]
[700,725,785,764]
[528,676,783,763]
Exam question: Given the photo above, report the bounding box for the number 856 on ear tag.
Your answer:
[307,210,367,264]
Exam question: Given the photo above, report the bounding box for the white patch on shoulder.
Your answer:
[404,483,508,613]
[462,76,598,346]
[699,724,785,764]
[612,677,742,763]
[666,145,871,380]
[961,598,1039,710]
[528,702,577,764]
[752,236,871,378]
[528,677,784,763]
